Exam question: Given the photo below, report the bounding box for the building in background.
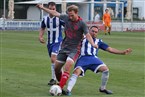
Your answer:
[13,0,144,20]
[1,0,145,20]
[14,0,89,21]
[133,0,145,20]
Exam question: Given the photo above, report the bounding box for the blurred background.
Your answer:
[0,0,145,31]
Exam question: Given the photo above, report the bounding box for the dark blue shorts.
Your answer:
[74,56,106,76]
[47,42,61,57]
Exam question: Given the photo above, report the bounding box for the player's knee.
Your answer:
[99,65,109,72]
[64,64,73,73]
[73,68,81,76]
[64,60,74,72]
[50,55,57,63]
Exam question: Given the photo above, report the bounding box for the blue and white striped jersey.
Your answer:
[81,38,109,56]
[41,15,64,44]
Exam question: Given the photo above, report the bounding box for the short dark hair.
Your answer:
[105,8,109,11]
[48,2,56,6]
[89,26,99,30]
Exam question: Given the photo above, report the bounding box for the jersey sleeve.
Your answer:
[99,39,109,50]
[59,19,65,26]
[81,21,89,35]
[59,14,68,22]
[41,18,46,28]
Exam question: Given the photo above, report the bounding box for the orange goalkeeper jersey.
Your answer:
[103,13,111,23]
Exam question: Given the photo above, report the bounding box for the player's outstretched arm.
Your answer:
[36,4,60,17]
[106,47,132,55]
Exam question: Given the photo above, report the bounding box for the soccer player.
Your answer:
[103,8,112,35]
[36,4,98,93]
[65,26,132,96]
[39,2,64,85]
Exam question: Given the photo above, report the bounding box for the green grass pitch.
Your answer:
[0,31,144,97]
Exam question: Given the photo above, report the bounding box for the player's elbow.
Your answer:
[51,11,60,17]
[106,47,114,53]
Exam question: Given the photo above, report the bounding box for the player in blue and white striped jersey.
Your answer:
[39,2,64,85]
[66,26,132,95]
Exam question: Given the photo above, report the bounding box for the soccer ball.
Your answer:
[49,85,62,96]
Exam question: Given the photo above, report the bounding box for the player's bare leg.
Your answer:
[55,60,64,82]
[108,26,111,35]
[104,26,107,35]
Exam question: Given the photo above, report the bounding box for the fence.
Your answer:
[0,19,41,30]
[0,19,145,32]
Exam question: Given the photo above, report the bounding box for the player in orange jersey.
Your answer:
[103,8,112,35]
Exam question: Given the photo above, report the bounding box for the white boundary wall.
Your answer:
[112,22,145,31]
[0,20,41,30]
[0,20,145,32]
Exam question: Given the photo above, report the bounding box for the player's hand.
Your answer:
[124,48,132,55]
[93,44,98,49]
[36,4,43,9]
[103,21,105,24]
[39,37,45,44]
